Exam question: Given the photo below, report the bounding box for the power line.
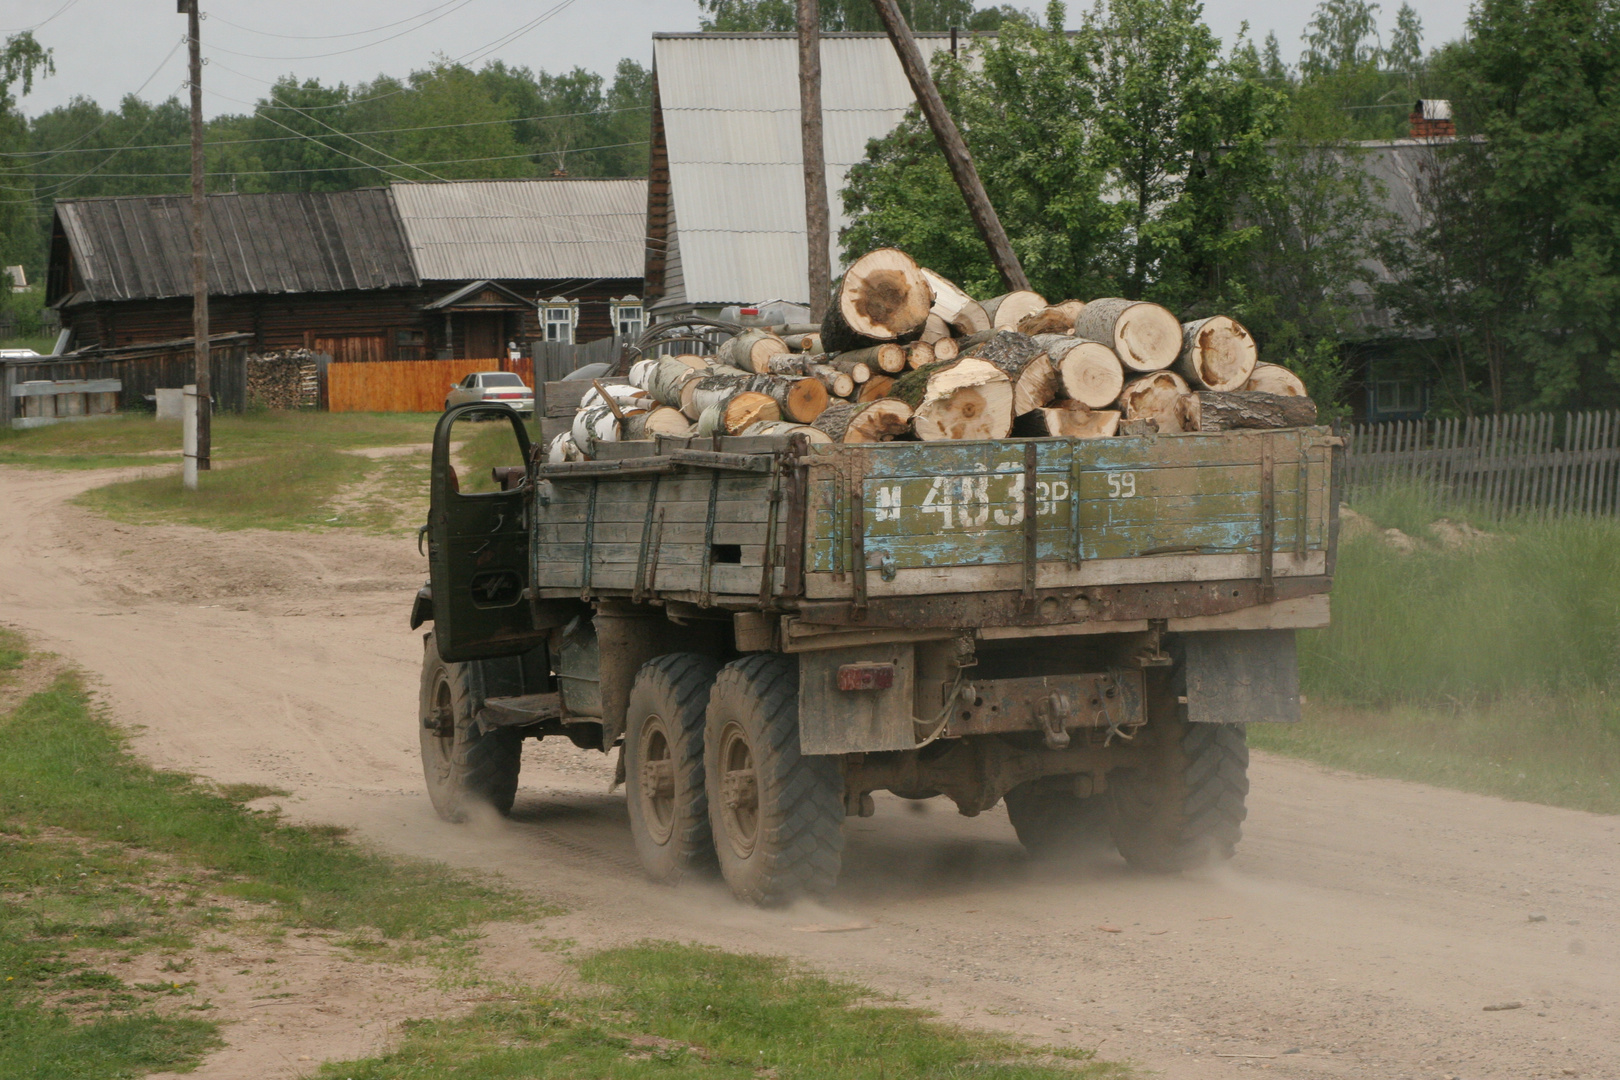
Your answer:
[202,0,482,62]
[13,37,186,171]
[203,0,469,41]
[3,104,649,158]
[0,0,79,34]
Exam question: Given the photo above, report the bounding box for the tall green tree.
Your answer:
[0,32,54,276]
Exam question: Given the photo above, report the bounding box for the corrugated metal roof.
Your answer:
[52,188,418,304]
[653,32,953,307]
[389,178,647,282]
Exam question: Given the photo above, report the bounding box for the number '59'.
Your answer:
[1107,472,1137,498]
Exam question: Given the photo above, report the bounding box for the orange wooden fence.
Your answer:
[327,358,534,413]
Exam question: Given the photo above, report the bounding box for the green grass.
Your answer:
[1,334,57,355]
[451,415,531,495]
[1276,485,1620,814]
[318,942,1120,1080]
[0,410,436,471]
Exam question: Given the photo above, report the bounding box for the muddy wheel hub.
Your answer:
[718,722,760,857]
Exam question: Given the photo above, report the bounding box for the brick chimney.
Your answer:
[1409,99,1455,139]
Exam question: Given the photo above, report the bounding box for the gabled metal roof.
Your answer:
[50,188,418,305]
[389,178,648,282]
[652,32,954,309]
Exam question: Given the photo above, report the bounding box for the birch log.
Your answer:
[1033,334,1126,409]
[572,402,642,457]
[826,356,872,384]
[1071,298,1181,372]
[1182,391,1318,431]
[1017,300,1085,336]
[837,342,907,374]
[921,267,991,334]
[622,405,695,439]
[1243,362,1308,396]
[645,357,704,408]
[1012,402,1121,439]
[762,354,814,378]
[963,330,1056,415]
[810,399,914,443]
[1176,316,1258,391]
[891,358,1013,441]
[695,391,779,436]
[821,247,933,350]
[717,327,791,373]
[580,381,650,413]
[981,290,1048,330]
[546,431,582,463]
[743,373,829,422]
[809,363,855,398]
[1119,370,1192,431]
[738,419,833,443]
[905,341,935,369]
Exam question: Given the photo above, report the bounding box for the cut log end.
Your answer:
[1013,403,1121,440]
[1054,340,1125,410]
[840,248,932,340]
[1119,370,1192,431]
[812,398,914,443]
[1074,298,1181,372]
[1244,362,1308,397]
[908,358,1014,442]
[1179,316,1258,391]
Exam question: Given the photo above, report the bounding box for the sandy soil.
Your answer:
[1,463,1616,1080]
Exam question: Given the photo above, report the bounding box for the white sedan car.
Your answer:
[443,371,534,417]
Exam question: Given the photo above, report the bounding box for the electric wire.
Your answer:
[202,0,481,61]
[203,0,468,41]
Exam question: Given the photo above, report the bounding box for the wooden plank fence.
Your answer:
[1344,410,1620,518]
[327,357,538,413]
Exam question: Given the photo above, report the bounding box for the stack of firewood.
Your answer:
[547,247,1315,461]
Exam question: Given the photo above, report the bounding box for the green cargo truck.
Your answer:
[414,390,1341,904]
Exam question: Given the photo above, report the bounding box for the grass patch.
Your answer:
[450,415,531,495]
[319,942,1121,1080]
[0,410,436,471]
[0,625,24,683]
[1280,486,1620,814]
[75,444,372,531]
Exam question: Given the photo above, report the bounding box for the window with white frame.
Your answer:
[612,296,644,339]
[542,297,577,344]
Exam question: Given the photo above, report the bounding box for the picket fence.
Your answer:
[1343,410,1620,518]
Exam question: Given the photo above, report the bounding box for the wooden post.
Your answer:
[183,0,210,482]
[797,0,832,322]
[868,0,1031,292]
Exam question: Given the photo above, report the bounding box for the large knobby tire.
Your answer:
[1107,719,1248,872]
[1004,777,1109,860]
[625,653,722,884]
[419,633,523,822]
[704,654,844,905]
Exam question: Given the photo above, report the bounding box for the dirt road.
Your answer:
[2,463,1615,1080]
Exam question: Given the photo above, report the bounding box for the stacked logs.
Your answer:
[548,246,1317,461]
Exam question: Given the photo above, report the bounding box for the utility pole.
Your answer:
[868,0,1031,292]
[797,0,831,322]
[182,0,210,487]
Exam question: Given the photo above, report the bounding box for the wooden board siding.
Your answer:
[59,279,639,357]
[328,358,533,413]
[802,430,1336,601]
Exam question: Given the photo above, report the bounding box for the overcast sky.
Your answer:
[5,0,1474,120]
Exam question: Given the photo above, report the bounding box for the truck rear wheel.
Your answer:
[704,654,844,905]
[1004,777,1109,859]
[1107,719,1248,871]
[419,633,523,822]
[625,653,722,884]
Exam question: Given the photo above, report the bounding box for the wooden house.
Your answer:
[46,178,648,362]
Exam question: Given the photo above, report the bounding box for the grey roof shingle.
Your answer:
[52,188,418,304]
[389,178,647,282]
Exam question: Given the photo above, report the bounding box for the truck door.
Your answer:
[428,403,547,662]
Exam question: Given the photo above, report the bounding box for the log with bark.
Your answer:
[643,357,703,408]
[717,327,790,373]
[1012,402,1121,439]
[825,356,872,384]
[837,342,907,374]
[1243,362,1308,397]
[1182,391,1318,431]
[1119,370,1192,431]
[546,431,582,463]
[981,290,1048,330]
[1071,297,1182,372]
[738,419,833,443]
[1032,334,1125,409]
[1176,316,1258,391]
[810,398,914,443]
[962,329,1056,415]
[905,341,935,369]
[809,363,855,398]
[921,267,991,335]
[891,358,1014,441]
[695,390,779,436]
[672,353,711,371]
[761,354,814,378]
[622,404,695,440]
[820,247,933,351]
[572,402,646,457]
[857,374,896,402]
[1016,299,1086,336]
[580,381,650,413]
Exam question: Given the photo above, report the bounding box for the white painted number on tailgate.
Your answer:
[1107,472,1137,499]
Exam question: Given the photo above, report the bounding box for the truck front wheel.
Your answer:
[418,633,523,822]
[1107,719,1248,871]
[704,654,844,905]
[625,653,722,884]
